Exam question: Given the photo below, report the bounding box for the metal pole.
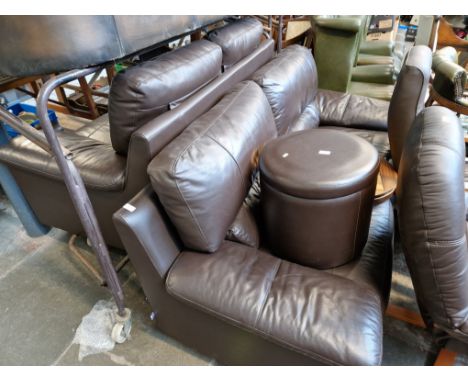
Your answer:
[35,67,126,316]
[0,122,50,237]
[0,107,57,155]
[278,15,284,52]
[268,16,273,39]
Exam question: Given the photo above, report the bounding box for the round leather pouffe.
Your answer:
[259,128,380,269]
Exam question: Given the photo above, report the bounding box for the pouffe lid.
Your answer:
[260,129,379,199]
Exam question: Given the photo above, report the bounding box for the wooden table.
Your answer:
[374,160,398,204]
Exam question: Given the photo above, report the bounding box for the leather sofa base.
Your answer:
[8,166,133,249]
[121,236,326,365]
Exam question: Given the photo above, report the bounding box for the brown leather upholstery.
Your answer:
[148,81,277,252]
[114,184,394,365]
[250,44,390,160]
[114,66,394,363]
[76,114,111,144]
[207,17,264,69]
[167,240,384,366]
[318,45,433,165]
[0,129,125,191]
[315,89,389,132]
[260,129,379,268]
[397,106,468,342]
[225,204,260,248]
[0,24,275,248]
[318,126,390,158]
[388,45,432,170]
[109,40,222,154]
[252,45,320,135]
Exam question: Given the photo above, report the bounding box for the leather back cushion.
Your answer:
[207,18,263,69]
[397,106,468,334]
[109,40,222,154]
[388,45,432,170]
[148,81,277,253]
[252,45,319,136]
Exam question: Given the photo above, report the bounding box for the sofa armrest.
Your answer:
[316,89,389,131]
[113,185,182,279]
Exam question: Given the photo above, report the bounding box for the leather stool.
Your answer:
[259,128,380,269]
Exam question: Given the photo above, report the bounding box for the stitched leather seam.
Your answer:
[428,237,466,247]
[253,257,282,327]
[352,188,362,255]
[205,135,248,193]
[131,44,220,87]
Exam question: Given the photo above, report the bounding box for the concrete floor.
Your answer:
[0,190,449,366]
[0,195,212,366]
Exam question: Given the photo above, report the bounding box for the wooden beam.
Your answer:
[46,102,94,120]
[78,77,100,120]
[385,304,426,328]
[0,75,42,93]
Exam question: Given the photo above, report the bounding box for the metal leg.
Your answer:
[34,67,126,316]
[0,123,50,237]
[0,69,134,342]
[268,16,273,39]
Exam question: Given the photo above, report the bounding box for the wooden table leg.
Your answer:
[78,76,100,119]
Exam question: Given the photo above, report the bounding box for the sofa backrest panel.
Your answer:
[388,45,432,171]
[109,39,222,154]
[252,45,319,136]
[397,106,468,334]
[207,17,264,69]
[148,81,277,253]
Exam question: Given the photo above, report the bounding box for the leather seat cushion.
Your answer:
[0,130,126,191]
[252,45,320,135]
[318,125,390,158]
[348,81,394,101]
[166,200,393,366]
[208,17,263,69]
[109,39,222,155]
[148,81,277,253]
[76,113,111,144]
[315,89,389,132]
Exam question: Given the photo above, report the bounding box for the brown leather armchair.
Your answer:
[397,105,468,363]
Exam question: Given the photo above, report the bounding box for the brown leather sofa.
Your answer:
[250,43,432,171]
[0,18,273,249]
[397,105,468,361]
[318,45,432,170]
[113,45,396,365]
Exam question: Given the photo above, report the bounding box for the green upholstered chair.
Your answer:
[311,15,364,92]
[311,15,397,100]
